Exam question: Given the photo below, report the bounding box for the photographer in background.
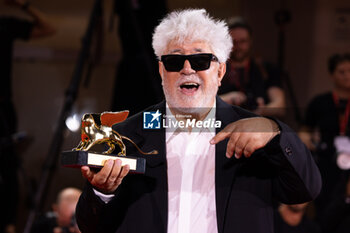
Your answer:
[0,1,55,232]
[218,17,285,118]
[299,53,350,224]
[31,187,82,233]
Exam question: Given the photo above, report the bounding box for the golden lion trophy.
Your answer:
[61,111,158,174]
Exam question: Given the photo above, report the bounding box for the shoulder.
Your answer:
[308,92,333,106]
[305,92,333,123]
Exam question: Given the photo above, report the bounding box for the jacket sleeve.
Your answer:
[263,119,322,204]
[75,183,125,233]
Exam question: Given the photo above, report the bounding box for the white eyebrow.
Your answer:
[168,48,205,54]
[169,49,181,53]
[194,48,203,52]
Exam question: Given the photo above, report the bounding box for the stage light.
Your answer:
[65,114,81,132]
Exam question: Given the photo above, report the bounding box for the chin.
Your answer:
[168,94,214,114]
[168,97,197,111]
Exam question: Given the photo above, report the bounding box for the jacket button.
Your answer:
[285,147,292,156]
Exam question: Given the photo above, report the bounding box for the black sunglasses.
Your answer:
[161,53,219,72]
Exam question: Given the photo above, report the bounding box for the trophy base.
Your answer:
[61,150,146,174]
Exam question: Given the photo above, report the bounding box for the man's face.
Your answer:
[159,40,226,113]
[53,190,81,227]
[332,61,350,91]
[229,28,252,62]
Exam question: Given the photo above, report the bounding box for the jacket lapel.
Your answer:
[134,101,168,232]
[215,97,241,233]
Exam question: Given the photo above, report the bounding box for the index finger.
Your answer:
[210,123,236,144]
[210,131,231,144]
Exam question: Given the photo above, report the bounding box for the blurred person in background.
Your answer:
[218,17,286,118]
[0,0,55,232]
[31,187,82,233]
[274,202,321,233]
[299,53,350,222]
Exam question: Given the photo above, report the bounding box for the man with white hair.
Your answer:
[76,9,321,233]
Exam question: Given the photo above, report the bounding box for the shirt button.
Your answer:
[285,147,292,156]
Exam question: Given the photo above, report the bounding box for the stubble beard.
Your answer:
[162,78,218,117]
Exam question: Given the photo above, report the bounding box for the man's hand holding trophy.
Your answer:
[61,111,158,174]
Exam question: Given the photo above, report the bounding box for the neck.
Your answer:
[167,98,216,122]
[278,205,304,227]
[169,107,211,122]
[334,88,350,99]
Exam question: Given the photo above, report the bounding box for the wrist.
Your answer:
[93,188,115,204]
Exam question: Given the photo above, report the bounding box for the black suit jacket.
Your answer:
[76,97,321,233]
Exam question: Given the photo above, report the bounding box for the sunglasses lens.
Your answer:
[162,55,185,72]
[189,54,212,71]
[161,53,217,72]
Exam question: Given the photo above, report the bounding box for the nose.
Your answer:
[181,59,195,74]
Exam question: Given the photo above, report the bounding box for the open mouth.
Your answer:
[180,82,200,90]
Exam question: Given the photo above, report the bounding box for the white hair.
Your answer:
[152,9,233,63]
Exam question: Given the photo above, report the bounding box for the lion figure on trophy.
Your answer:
[73,111,158,156]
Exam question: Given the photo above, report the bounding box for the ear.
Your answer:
[217,62,226,87]
[158,61,165,81]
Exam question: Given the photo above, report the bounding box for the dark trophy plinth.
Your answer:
[60,111,157,174]
[61,150,146,173]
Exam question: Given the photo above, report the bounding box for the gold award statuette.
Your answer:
[61,111,158,174]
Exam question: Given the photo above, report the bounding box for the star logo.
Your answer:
[150,110,161,123]
[143,110,162,129]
